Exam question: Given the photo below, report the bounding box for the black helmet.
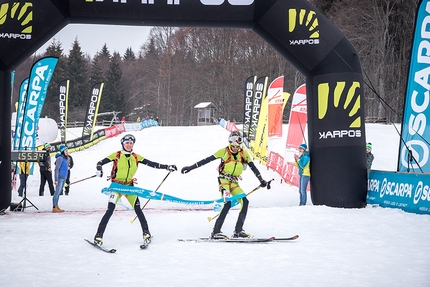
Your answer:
[228,131,243,146]
[121,134,136,145]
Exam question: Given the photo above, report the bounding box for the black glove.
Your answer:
[259,179,267,188]
[167,165,177,172]
[96,170,103,177]
[181,165,194,174]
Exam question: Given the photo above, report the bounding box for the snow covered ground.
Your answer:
[1,124,429,287]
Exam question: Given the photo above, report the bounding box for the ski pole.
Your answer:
[207,179,273,222]
[130,171,172,223]
[69,174,97,185]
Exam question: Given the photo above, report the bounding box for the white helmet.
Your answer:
[121,134,136,145]
[228,131,243,146]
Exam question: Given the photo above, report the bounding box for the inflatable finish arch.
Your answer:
[0,0,367,210]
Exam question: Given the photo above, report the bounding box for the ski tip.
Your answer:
[110,249,117,253]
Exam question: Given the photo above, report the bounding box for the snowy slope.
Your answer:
[1,124,429,287]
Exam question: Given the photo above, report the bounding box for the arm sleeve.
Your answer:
[248,161,263,181]
[192,155,217,169]
[69,156,74,168]
[297,156,310,169]
[54,157,62,182]
[141,158,169,169]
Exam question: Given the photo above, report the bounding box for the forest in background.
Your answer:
[11,0,418,126]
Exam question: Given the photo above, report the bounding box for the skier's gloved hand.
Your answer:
[167,165,177,172]
[96,170,103,177]
[181,165,194,174]
[259,179,267,188]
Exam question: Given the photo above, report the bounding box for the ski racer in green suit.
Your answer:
[93,134,177,246]
[181,130,268,239]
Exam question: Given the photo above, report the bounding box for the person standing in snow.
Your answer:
[181,130,269,239]
[53,144,69,213]
[17,161,30,197]
[63,154,74,195]
[366,143,374,169]
[294,143,310,206]
[38,143,55,196]
[93,134,177,246]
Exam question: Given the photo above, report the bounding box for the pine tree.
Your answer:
[101,52,125,114]
[43,39,67,120]
[89,56,104,86]
[123,47,136,61]
[66,38,89,118]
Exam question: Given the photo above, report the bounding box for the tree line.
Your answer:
[11,0,418,126]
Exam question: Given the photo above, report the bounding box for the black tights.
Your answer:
[96,197,149,236]
[213,197,249,234]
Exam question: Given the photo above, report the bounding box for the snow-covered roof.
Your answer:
[194,102,216,109]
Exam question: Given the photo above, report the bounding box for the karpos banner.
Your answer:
[58,79,69,143]
[82,82,104,141]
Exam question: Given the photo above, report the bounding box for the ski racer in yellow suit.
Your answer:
[93,134,177,246]
[181,131,268,239]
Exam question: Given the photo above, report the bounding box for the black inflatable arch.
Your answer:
[0,0,367,210]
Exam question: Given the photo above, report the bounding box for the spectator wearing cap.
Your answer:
[294,143,311,206]
[53,144,69,213]
[366,143,374,169]
[38,143,55,196]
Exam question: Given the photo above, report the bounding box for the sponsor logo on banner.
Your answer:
[85,0,253,6]
[288,9,319,45]
[398,1,430,172]
[0,2,33,40]
[82,84,102,137]
[367,170,430,214]
[316,81,362,145]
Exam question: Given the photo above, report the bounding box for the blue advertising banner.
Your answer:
[398,0,430,172]
[19,57,58,150]
[367,170,430,214]
[13,78,29,150]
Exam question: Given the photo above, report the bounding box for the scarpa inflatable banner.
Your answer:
[367,170,430,215]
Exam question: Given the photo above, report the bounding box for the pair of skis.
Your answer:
[178,235,299,243]
[85,235,299,253]
[84,239,149,253]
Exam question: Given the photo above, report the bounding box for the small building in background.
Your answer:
[194,102,217,126]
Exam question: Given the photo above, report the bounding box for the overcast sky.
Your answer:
[36,24,152,58]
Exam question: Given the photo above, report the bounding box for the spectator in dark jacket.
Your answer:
[38,143,55,196]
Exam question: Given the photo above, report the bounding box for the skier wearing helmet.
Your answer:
[181,130,269,239]
[93,134,177,247]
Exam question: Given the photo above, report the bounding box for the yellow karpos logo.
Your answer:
[288,8,319,45]
[0,2,33,38]
[318,82,361,128]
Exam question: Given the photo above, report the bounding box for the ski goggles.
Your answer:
[228,135,242,145]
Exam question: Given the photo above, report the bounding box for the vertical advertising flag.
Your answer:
[18,57,58,151]
[243,76,257,144]
[249,76,267,142]
[58,80,69,143]
[398,0,430,172]
[252,76,269,164]
[267,76,285,138]
[82,82,104,141]
[13,78,29,150]
[286,84,307,150]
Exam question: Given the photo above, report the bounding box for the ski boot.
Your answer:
[210,232,229,240]
[94,233,103,246]
[232,230,251,238]
[143,232,152,245]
